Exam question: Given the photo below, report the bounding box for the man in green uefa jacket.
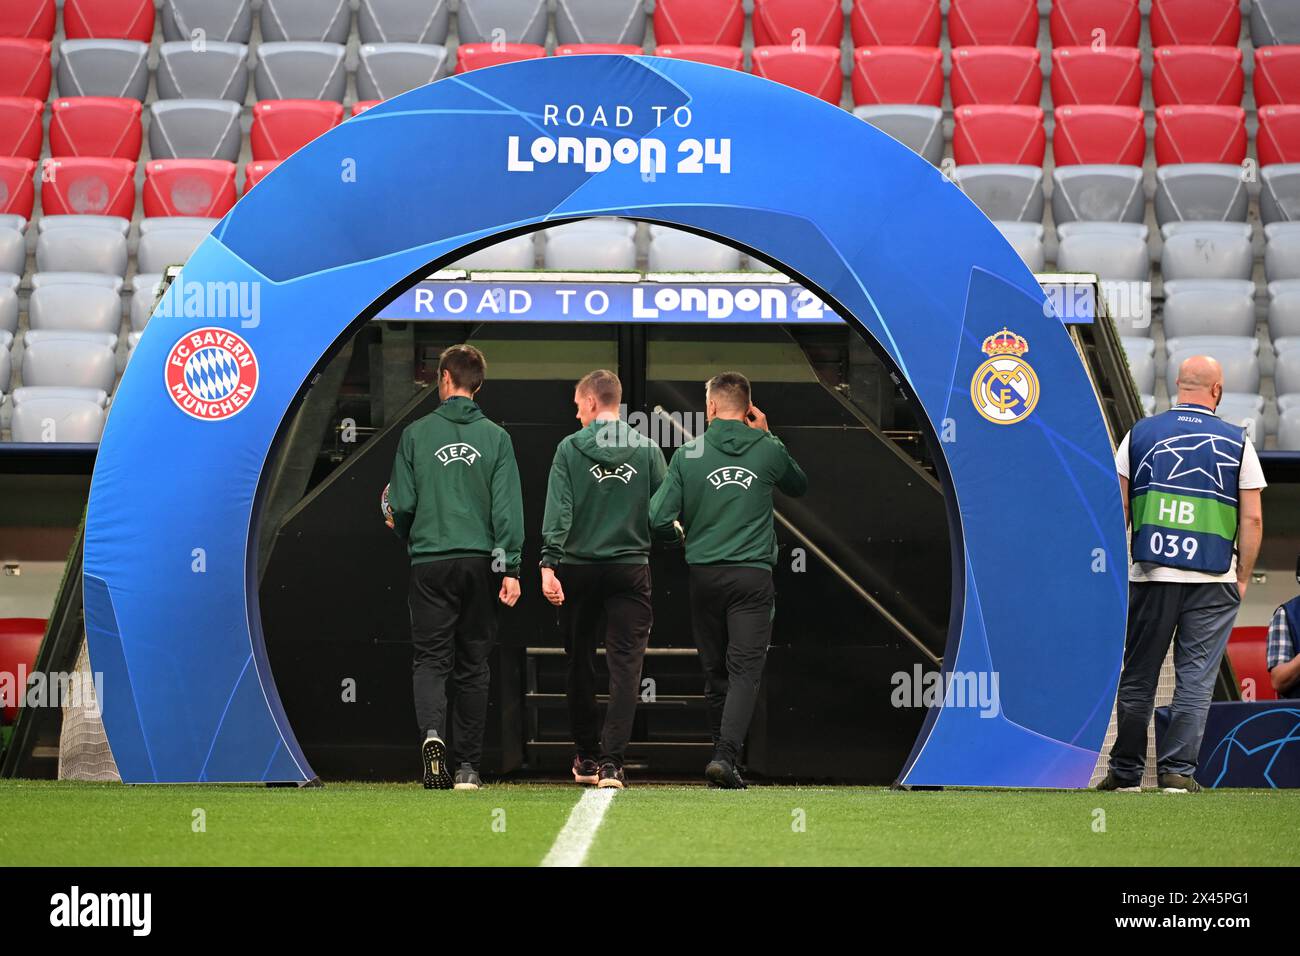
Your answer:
[387,344,524,792]
[650,371,808,789]
[539,370,668,790]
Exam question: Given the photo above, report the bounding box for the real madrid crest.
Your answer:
[970,328,1039,425]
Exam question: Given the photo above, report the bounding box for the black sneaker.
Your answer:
[421,733,452,790]
[705,759,747,790]
[454,763,482,790]
[597,762,625,790]
[571,754,599,786]
[1158,772,1202,793]
[1095,771,1142,793]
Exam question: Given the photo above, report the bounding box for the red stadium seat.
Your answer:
[950,46,1041,107]
[41,157,136,217]
[1255,46,1300,107]
[1152,46,1244,106]
[851,47,942,106]
[952,105,1045,165]
[1050,47,1142,107]
[654,0,744,47]
[0,157,36,218]
[244,159,283,193]
[850,0,940,47]
[1052,106,1146,165]
[752,0,844,48]
[652,46,744,71]
[0,619,45,724]
[0,39,52,101]
[1257,106,1300,167]
[455,43,545,74]
[1049,0,1141,48]
[1226,627,1277,702]
[751,46,843,104]
[0,97,44,160]
[1149,0,1241,47]
[144,159,238,218]
[49,97,143,160]
[351,101,382,115]
[63,0,155,42]
[555,45,643,56]
[0,0,56,40]
[1154,105,1247,165]
[251,100,344,162]
[948,0,1038,47]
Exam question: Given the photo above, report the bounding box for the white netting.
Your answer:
[57,636,120,782]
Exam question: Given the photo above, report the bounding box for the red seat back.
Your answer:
[1227,627,1277,701]
[0,156,35,217]
[652,45,744,70]
[951,45,1041,107]
[555,44,643,57]
[49,96,144,160]
[1258,105,1300,167]
[948,0,1038,47]
[1050,47,1143,107]
[1255,46,1300,107]
[244,159,284,193]
[1053,105,1147,165]
[0,619,46,723]
[752,0,844,48]
[1150,0,1241,47]
[1152,45,1244,106]
[251,99,343,162]
[852,46,943,107]
[41,157,137,217]
[653,0,745,46]
[850,0,940,47]
[952,105,1045,165]
[63,0,155,42]
[1049,0,1141,47]
[1154,105,1247,165]
[751,46,843,104]
[144,159,237,218]
[0,38,52,101]
[455,43,546,74]
[0,0,56,40]
[0,96,44,160]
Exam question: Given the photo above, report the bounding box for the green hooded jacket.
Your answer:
[541,417,669,566]
[388,395,525,575]
[649,418,808,569]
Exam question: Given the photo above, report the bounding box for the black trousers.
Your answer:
[409,557,498,768]
[688,565,775,764]
[560,563,653,766]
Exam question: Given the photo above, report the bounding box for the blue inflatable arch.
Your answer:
[84,56,1126,787]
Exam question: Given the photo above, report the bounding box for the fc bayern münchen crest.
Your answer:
[970,327,1040,425]
[164,327,259,421]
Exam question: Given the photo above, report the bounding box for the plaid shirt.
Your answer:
[1267,606,1298,671]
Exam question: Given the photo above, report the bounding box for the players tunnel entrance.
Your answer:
[255,218,953,783]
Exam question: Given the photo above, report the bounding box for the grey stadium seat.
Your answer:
[994,222,1045,272]
[1275,344,1300,397]
[648,231,743,273]
[1121,337,1157,394]
[457,0,549,45]
[1161,280,1257,339]
[11,392,107,443]
[0,338,10,395]
[1216,393,1266,444]
[1140,394,1157,417]
[1057,227,1149,281]
[358,0,450,45]
[35,217,129,277]
[1252,0,1300,46]
[260,0,353,44]
[556,0,648,46]
[137,218,216,273]
[1260,164,1300,225]
[0,216,26,277]
[57,40,151,101]
[853,106,944,167]
[543,232,638,271]
[161,0,254,44]
[255,43,349,102]
[452,234,537,271]
[1264,222,1300,282]
[130,273,166,331]
[20,330,118,392]
[29,273,124,334]
[953,165,1044,223]
[1154,164,1249,226]
[1159,222,1254,281]
[356,44,449,101]
[0,273,18,334]
[559,218,639,238]
[1279,406,1300,451]
[1268,279,1300,341]
[1051,165,1146,225]
[1165,336,1260,394]
[157,42,250,102]
[148,100,244,162]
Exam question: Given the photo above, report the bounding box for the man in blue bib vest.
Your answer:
[1266,567,1300,698]
[1099,356,1266,793]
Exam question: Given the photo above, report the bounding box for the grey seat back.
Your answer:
[130,273,166,331]
[1260,164,1300,225]
[1051,165,1146,224]
[255,42,349,102]
[29,274,124,334]
[1274,346,1300,397]
[0,273,18,335]
[1159,222,1254,281]
[1251,0,1300,45]
[648,231,742,273]
[543,232,637,271]
[356,44,448,101]
[1154,164,1249,225]
[157,41,250,101]
[162,0,254,44]
[1267,279,1300,340]
[1216,392,1265,443]
[261,0,353,43]
[358,0,450,44]
[994,221,1045,272]
[0,223,25,277]
[853,105,943,166]
[1279,407,1300,450]
[452,235,538,271]
[1266,222,1300,282]
[35,223,129,276]
[1161,279,1256,339]
[57,40,151,101]
[457,0,549,45]
[1057,230,1150,281]
[0,340,9,393]
[953,165,1044,222]
[1165,336,1260,394]
[21,330,118,391]
[12,394,108,443]
[148,99,244,162]
[555,0,647,46]
[1120,336,1157,394]
[137,221,212,273]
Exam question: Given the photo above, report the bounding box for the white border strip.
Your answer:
[540,788,617,867]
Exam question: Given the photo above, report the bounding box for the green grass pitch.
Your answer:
[1,781,1297,867]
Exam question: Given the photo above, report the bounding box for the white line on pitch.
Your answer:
[540,788,617,867]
